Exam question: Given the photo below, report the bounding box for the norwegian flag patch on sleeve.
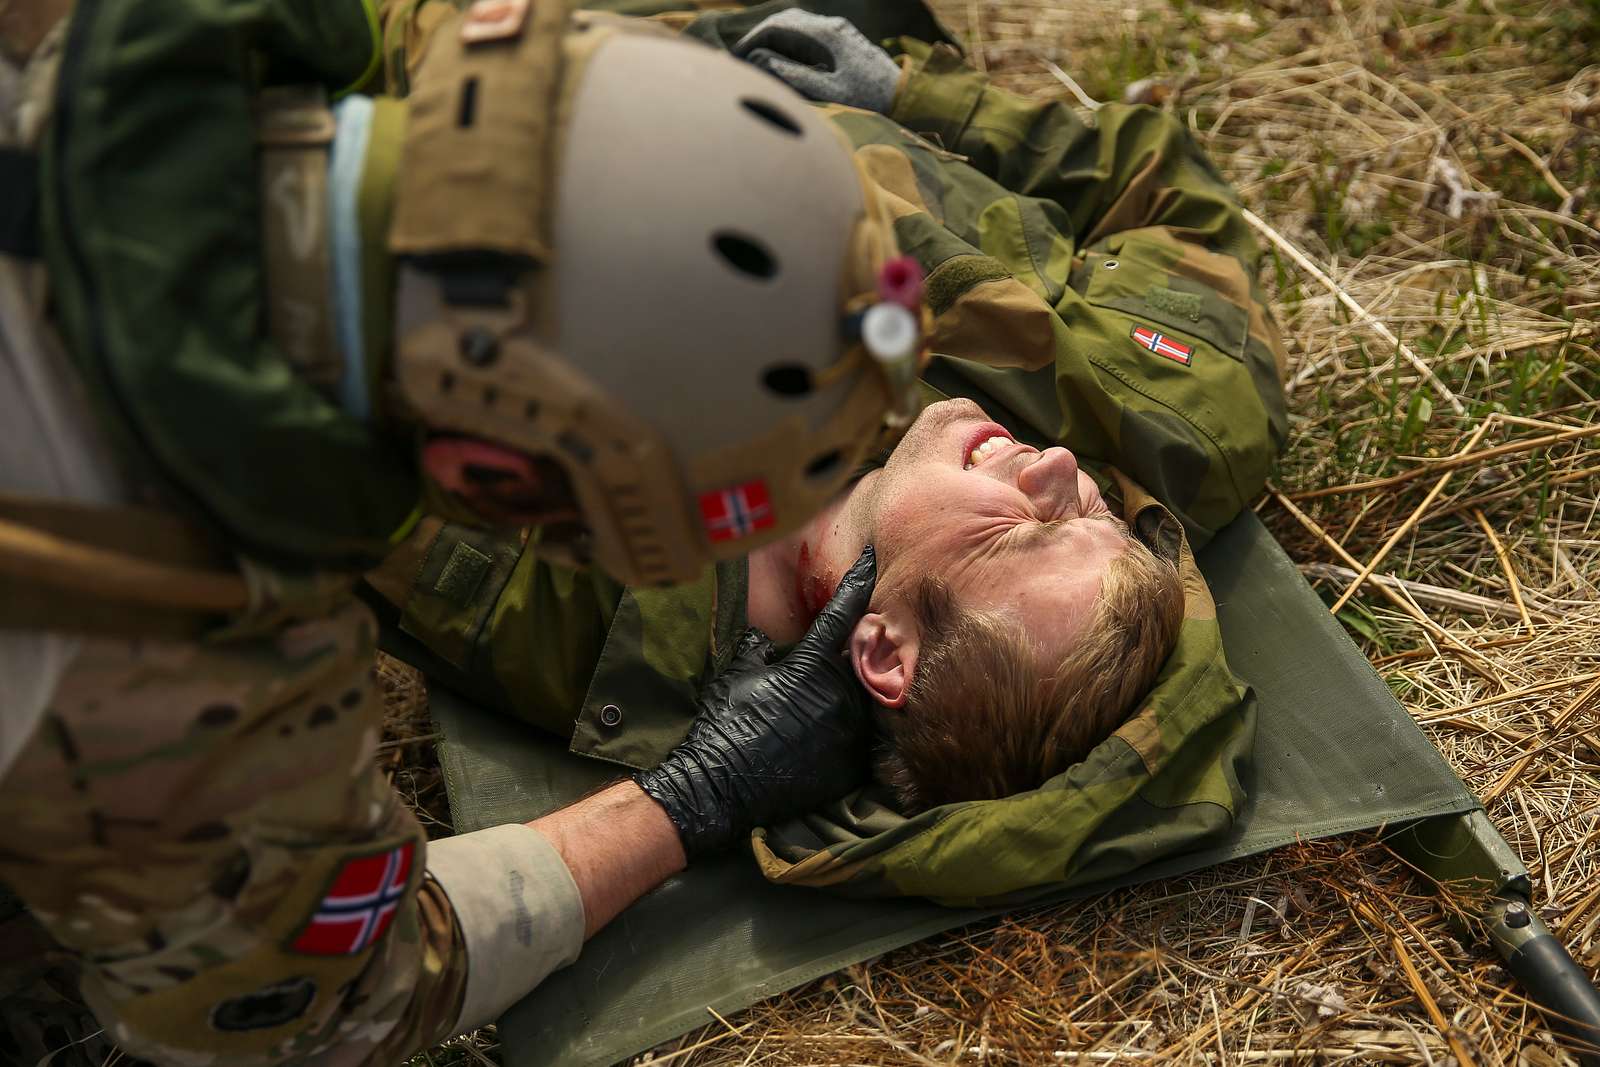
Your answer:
[1131,324,1194,366]
[698,480,776,544]
[290,841,415,956]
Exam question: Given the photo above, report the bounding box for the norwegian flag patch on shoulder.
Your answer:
[1131,324,1194,366]
[290,841,414,956]
[698,480,776,544]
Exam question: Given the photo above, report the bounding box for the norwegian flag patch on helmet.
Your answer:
[290,842,414,956]
[698,480,776,543]
[1131,324,1194,366]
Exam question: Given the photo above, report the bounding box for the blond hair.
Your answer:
[875,525,1184,813]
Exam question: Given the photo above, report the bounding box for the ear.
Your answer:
[849,610,920,709]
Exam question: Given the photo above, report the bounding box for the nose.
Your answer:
[1017,446,1082,521]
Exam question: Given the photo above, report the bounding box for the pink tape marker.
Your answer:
[876,255,924,312]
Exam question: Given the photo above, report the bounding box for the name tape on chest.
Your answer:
[1132,324,1194,366]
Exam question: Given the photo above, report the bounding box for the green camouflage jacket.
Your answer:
[41,0,422,570]
[384,24,1286,904]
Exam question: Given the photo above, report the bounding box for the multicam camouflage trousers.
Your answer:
[0,600,466,1067]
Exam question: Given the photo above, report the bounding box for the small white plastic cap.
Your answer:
[861,303,919,363]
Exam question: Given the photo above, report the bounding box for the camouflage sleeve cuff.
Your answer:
[427,824,585,1032]
[887,39,986,152]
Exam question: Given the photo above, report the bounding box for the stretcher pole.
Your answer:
[1391,810,1600,1064]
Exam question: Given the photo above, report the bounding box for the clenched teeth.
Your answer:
[965,436,1012,469]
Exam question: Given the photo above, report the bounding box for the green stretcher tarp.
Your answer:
[420,512,1479,1067]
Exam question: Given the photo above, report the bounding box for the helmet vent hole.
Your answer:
[762,364,813,396]
[713,232,778,280]
[457,77,479,128]
[805,450,844,480]
[740,97,803,137]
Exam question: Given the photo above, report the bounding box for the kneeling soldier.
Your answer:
[0,0,926,1062]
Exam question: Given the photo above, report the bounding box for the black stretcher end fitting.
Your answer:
[1393,810,1600,1065]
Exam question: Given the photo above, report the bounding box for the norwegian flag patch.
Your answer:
[1131,324,1194,366]
[290,842,414,956]
[698,480,776,544]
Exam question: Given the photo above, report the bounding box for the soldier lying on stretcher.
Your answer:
[368,13,1290,898]
[376,393,1183,809]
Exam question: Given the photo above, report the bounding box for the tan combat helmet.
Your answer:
[390,0,925,586]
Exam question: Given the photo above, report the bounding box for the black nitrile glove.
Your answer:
[635,546,878,858]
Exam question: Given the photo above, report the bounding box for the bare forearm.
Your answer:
[420,792,678,1035]
[528,780,686,938]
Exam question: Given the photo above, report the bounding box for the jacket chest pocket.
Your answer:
[1074,230,1252,364]
[1066,230,1274,541]
[570,577,717,772]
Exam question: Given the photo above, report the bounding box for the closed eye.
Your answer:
[1002,513,1126,554]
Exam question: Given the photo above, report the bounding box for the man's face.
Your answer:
[854,398,1128,648]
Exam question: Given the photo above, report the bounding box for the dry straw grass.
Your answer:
[391,0,1600,1062]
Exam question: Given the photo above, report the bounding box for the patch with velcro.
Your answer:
[434,541,492,607]
[1145,285,1203,322]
